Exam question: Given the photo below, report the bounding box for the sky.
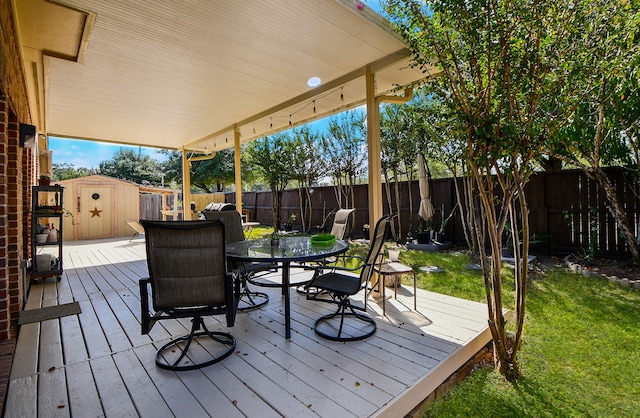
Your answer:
[49,137,167,169]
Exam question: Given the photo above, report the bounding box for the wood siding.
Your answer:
[58,176,140,240]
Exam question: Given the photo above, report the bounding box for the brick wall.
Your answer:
[0,96,8,340]
[0,0,33,341]
[0,0,31,122]
[0,97,25,339]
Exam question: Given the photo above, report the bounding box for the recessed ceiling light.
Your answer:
[307,77,322,88]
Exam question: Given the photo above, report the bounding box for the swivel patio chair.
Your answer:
[139,219,240,371]
[306,214,391,341]
[202,210,272,311]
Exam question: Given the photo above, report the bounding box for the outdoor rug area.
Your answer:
[18,302,81,325]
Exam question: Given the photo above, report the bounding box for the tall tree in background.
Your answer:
[550,0,640,260]
[321,110,367,209]
[413,87,477,253]
[98,148,162,185]
[381,103,417,240]
[245,133,294,228]
[289,126,326,231]
[160,148,250,193]
[190,149,236,193]
[381,104,406,239]
[387,0,587,381]
[52,163,96,180]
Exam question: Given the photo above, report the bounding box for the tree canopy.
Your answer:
[385,0,609,381]
[97,148,163,185]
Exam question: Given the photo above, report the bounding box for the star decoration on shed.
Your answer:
[90,206,103,218]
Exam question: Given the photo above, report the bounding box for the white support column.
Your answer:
[181,147,191,220]
[234,125,243,217]
[366,65,383,230]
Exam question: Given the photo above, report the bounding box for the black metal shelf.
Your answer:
[31,185,64,282]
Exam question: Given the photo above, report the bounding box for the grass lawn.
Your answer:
[398,249,640,418]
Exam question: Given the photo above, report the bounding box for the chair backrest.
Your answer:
[330,208,355,240]
[202,210,245,244]
[359,214,392,286]
[141,220,230,311]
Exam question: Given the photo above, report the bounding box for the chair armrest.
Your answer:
[321,255,367,272]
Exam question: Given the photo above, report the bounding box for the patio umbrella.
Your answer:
[418,154,434,222]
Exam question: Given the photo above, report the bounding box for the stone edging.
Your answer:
[563,256,640,290]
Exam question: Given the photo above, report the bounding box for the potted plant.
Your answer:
[38,174,51,186]
[270,231,282,247]
[416,218,431,244]
[283,213,296,232]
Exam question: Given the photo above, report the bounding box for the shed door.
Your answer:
[78,185,115,239]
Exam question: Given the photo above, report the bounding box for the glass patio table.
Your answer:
[226,236,348,339]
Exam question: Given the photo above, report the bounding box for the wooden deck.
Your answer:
[6,237,492,417]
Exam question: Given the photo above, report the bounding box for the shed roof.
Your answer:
[57,174,178,195]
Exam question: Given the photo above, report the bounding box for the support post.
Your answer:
[181,148,191,220]
[366,65,383,230]
[234,125,243,217]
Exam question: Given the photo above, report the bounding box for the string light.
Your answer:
[256,85,348,134]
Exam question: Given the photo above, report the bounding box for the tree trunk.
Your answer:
[298,186,306,232]
[591,167,640,261]
[468,160,526,383]
[393,166,401,242]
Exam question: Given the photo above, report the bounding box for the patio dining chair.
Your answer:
[305,214,391,341]
[124,219,145,242]
[139,220,240,371]
[321,208,356,267]
[329,208,356,240]
[202,210,272,311]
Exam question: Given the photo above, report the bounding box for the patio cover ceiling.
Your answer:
[15,0,439,153]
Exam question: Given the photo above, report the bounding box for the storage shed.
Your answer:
[56,175,177,240]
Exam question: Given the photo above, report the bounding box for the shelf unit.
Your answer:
[31,185,64,282]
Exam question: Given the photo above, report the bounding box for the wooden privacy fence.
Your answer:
[226,167,639,259]
[140,193,225,220]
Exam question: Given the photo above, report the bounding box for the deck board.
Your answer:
[7,237,494,417]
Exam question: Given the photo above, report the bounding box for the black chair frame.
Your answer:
[306,214,392,342]
[140,220,241,371]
